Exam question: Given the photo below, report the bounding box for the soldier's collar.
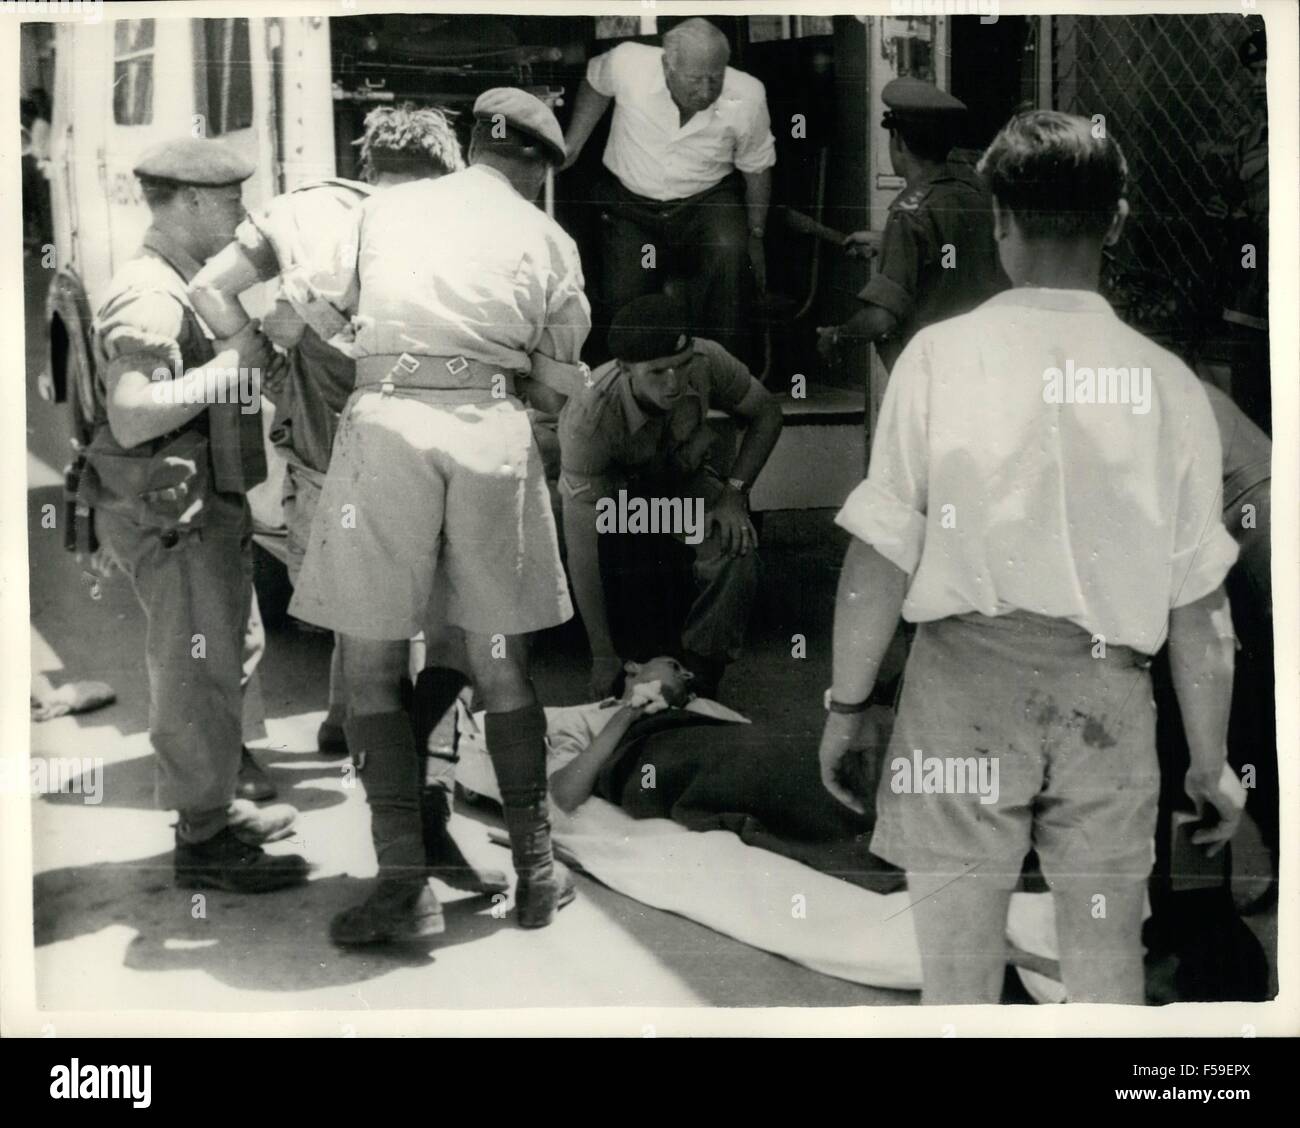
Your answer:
[141,225,205,283]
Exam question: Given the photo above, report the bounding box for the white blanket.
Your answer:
[492,792,1065,999]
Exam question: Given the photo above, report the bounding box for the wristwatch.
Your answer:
[726,476,749,494]
[824,688,870,715]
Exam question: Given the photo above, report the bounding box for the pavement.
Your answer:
[20,252,1277,1018]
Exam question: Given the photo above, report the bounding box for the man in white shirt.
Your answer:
[816,112,1243,1006]
[562,19,776,365]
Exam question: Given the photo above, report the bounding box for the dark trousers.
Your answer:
[596,173,754,366]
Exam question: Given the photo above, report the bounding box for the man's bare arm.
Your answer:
[190,242,274,339]
[1168,584,1242,852]
[818,538,909,812]
[561,79,613,170]
[549,702,646,813]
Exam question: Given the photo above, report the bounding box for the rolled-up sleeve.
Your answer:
[96,287,186,380]
[834,340,931,574]
[585,44,626,98]
[1169,388,1240,607]
[533,235,593,396]
[857,211,919,321]
[734,81,777,175]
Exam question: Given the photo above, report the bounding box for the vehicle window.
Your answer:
[749,16,835,43]
[112,19,155,126]
[194,18,254,136]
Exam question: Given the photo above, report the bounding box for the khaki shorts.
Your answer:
[871,611,1159,887]
[289,388,573,640]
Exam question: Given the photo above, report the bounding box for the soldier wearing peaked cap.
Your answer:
[820,77,1009,374]
[287,88,593,944]
[80,137,309,892]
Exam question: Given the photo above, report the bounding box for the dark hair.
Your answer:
[977,109,1128,239]
[891,120,954,163]
[136,175,184,208]
[355,103,464,181]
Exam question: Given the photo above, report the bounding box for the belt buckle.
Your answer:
[384,352,420,395]
[445,356,469,379]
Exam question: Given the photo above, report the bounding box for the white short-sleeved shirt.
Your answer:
[586,41,776,201]
[835,288,1239,654]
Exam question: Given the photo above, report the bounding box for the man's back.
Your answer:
[853,287,1238,654]
[353,165,585,368]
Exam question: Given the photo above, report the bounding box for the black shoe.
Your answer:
[235,747,277,802]
[174,827,308,893]
[516,859,577,929]
[420,786,510,895]
[316,719,349,759]
[329,879,446,946]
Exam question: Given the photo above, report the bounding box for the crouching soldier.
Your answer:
[288,89,592,944]
[559,295,783,700]
[81,139,308,891]
[189,105,506,897]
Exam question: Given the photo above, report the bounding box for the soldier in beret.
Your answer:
[819,77,1008,374]
[559,294,783,701]
[82,138,308,893]
[288,89,592,943]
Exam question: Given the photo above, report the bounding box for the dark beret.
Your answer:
[608,295,694,364]
[472,87,566,166]
[133,138,254,186]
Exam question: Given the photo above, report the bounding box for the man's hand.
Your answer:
[589,654,624,700]
[1184,766,1246,858]
[816,324,843,362]
[748,234,767,294]
[818,710,869,814]
[215,320,273,372]
[709,488,756,557]
[843,230,881,259]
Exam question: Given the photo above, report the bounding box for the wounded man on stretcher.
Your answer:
[454,657,905,895]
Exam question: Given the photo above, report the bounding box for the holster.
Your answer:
[80,429,214,535]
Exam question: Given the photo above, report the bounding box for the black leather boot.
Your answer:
[484,703,576,928]
[330,712,443,946]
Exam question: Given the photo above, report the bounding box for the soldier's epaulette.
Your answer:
[892,185,930,213]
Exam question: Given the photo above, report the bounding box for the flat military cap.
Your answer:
[472,87,566,166]
[132,138,255,186]
[881,77,967,129]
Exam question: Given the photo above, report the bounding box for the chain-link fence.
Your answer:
[1050,13,1260,343]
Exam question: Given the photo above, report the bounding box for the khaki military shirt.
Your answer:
[91,225,265,493]
[558,337,764,503]
[859,162,1009,371]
